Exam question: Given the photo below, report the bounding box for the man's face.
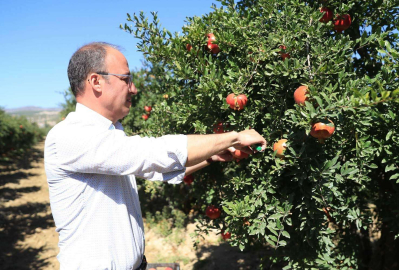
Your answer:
[101,48,137,122]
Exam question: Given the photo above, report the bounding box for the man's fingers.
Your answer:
[236,129,267,151]
[227,147,236,153]
[234,146,253,155]
[241,146,253,155]
[256,141,267,152]
[220,155,234,162]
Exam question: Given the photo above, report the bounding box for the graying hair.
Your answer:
[67,42,121,97]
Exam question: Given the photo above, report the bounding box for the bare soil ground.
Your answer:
[0,141,265,270]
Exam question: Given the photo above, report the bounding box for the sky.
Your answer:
[0,0,220,110]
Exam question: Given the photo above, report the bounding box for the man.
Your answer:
[44,42,266,269]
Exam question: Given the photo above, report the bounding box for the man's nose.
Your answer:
[129,83,138,95]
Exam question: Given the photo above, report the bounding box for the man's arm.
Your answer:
[186,129,266,167]
[185,160,210,176]
[185,149,234,176]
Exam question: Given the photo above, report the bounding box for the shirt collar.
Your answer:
[75,103,124,131]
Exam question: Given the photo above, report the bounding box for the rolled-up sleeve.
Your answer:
[135,134,188,184]
[49,122,187,184]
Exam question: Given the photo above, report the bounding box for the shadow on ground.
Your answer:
[0,203,55,269]
[0,186,41,202]
[192,242,285,270]
[0,145,44,173]
[0,143,55,269]
[0,171,39,187]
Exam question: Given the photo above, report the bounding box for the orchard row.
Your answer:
[0,109,45,162]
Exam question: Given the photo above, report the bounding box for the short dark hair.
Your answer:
[67,42,120,97]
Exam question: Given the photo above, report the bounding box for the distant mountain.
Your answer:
[4,106,62,113]
[2,106,62,128]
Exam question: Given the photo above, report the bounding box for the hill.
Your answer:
[4,106,62,128]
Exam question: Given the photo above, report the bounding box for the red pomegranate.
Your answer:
[273,139,288,158]
[232,150,249,160]
[334,14,352,32]
[310,119,335,143]
[235,94,248,110]
[205,205,221,219]
[226,93,236,109]
[213,121,225,134]
[207,33,216,42]
[320,7,333,23]
[207,33,220,54]
[183,175,194,185]
[226,93,248,110]
[294,86,309,105]
[279,45,291,61]
[221,230,231,240]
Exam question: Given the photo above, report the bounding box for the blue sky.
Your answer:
[0,0,220,109]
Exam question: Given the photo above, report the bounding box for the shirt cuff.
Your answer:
[165,170,185,184]
[163,134,187,168]
[164,134,187,184]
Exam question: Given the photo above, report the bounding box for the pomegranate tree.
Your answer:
[122,1,399,268]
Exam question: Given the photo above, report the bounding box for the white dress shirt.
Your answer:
[44,103,187,270]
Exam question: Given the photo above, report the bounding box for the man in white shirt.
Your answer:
[44,42,266,270]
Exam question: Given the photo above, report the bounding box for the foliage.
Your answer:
[120,63,173,136]
[59,88,76,119]
[0,108,45,162]
[145,206,187,238]
[121,0,399,268]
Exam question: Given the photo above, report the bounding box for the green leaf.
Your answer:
[386,130,393,141]
[286,218,292,226]
[385,164,396,173]
[278,240,287,246]
[368,163,378,169]
[385,40,392,52]
[389,174,399,181]
[174,61,181,70]
[282,230,290,239]
[269,235,278,242]
[266,237,276,247]
[323,152,341,171]
[268,227,278,236]
[269,213,283,220]
[341,168,359,176]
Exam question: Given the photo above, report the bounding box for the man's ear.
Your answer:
[87,73,102,93]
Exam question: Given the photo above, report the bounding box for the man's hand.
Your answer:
[186,129,266,167]
[185,148,235,176]
[233,129,267,155]
[210,149,234,162]
[185,131,265,175]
